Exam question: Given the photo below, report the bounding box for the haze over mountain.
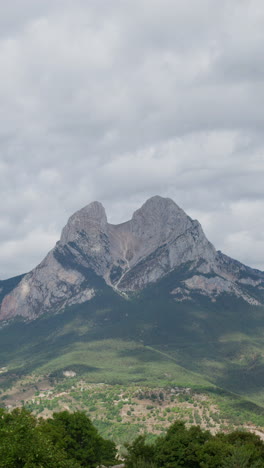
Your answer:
[1,196,264,322]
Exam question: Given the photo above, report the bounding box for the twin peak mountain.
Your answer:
[1,196,264,321]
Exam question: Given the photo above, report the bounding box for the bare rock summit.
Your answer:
[1,196,264,321]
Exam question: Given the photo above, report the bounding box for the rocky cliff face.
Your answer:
[1,196,264,321]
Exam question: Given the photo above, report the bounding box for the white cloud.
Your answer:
[0,228,58,277]
[0,0,264,277]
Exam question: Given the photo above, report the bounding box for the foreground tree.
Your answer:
[155,422,211,467]
[125,421,264,468]
[125,435,156,468]
[0,408,77,467]
[40,410,117,467]
[0,408,117,468]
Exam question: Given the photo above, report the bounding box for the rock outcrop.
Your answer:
[1,196,264,321]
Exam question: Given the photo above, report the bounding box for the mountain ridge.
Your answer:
[1,195,264,321]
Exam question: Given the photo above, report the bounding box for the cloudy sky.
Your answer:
[0,0,264,279]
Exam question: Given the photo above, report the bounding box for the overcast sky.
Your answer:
[0,0,264,279]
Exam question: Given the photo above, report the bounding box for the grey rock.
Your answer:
[61,201,108,244]
[183,275,261,305]
[1,196,264,321]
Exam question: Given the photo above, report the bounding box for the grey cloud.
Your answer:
[0,0,264,278]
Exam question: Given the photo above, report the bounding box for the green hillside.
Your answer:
[0,265,264,410]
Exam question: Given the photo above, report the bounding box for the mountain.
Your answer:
[1,196,264,322]
[1,196,264,413]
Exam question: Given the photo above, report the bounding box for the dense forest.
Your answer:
[1,408,264,467]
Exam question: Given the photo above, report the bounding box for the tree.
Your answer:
[198,438,232,468]
[222,445,263,468]
[125,435,156,468]
[40,410,117,467]
[124,421,264,468]
[155,421,211,467]
[0,408,76,467]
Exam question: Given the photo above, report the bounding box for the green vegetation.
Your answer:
[1,263,264,445]
[125,421,264,468]
[1,265,264,404]
[2,378,263,451]
[0,408,117,468]
[1,407,264,467]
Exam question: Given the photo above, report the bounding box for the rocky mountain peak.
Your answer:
[60,201,107,244]
[131,196,193,243]
[132,196,185,223]
[1,196,264,322]
[133,195,181,216]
